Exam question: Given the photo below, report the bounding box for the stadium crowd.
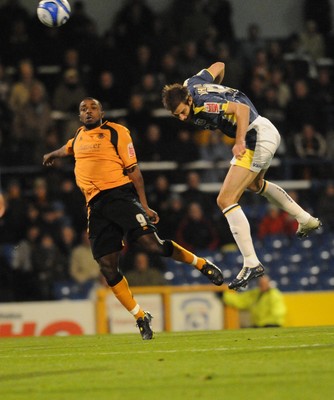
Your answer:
[0,0,334,301]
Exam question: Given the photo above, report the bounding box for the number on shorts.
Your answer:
[136,213,147,227]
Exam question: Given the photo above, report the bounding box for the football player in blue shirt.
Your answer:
[162,62,321,290]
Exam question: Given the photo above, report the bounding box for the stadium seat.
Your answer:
[53,280,95,300]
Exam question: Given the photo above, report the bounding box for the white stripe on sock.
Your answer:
[130,304,140,316]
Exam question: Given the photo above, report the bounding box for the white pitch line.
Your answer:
[0,343,332,358]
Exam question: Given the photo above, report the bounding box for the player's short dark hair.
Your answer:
[161,84,189,112]
[79,97,103,111]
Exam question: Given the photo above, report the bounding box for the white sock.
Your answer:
[223,204,260,268]
[259,181,311,224]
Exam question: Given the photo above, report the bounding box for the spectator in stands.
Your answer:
[246,74,267,113]
[30,177,50,212]
[126,251,167,287]
[55,177,86,235]
[251,48,271,85]
[53,68,87,113]
[57,223,77,259]
[125,92,151,138]
[314,66,334,132]
[267,40,286,71]
[239,23,266,65]
[0,62,11,102]
[112,0,156,55]
[0,179,27,243]
[32,232,68,300]
[60,48,83,77]
[216,42,244,89]
[90,70,124,110]
[0,0,30,47]
[214,213,237,252]
[159,193,185,240]
[178,41,206,78]
[158,52,182,86]
[69,229,101,285]
[178,1,211,44]
[61,0,97,52]
[257,204,298,240]
[293,123,327,179]
[173,128,200,165]
[8,58,45,111]
[261,85,287,139]
[299,20,326,61]
[133,73,161,109]
[181,171,215,215]
[176,201,220,252]
[53,67,88,139]
[128,44,156,87]
[147,174,172,216]
[199,130,231,182]
[0,74,12,162]
[5,18,35,65]
[11,225,41,301]
[12,81,53,164]
[25,202,43,230]
[35,127,62,168]
[137,123,169,162]
[0,172,5,218]
[270,66,291,109]
[286,79,321,132]
[206,0,235,46]
[11,225,40,275]
[316,181,334,232]
[303,0,332,40]
[223,275,287,328]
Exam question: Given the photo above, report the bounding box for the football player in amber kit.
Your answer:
[43,97,224,339]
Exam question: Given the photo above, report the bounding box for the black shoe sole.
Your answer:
[228,265,265,290]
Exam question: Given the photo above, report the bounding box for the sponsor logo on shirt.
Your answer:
[204,102,220,113]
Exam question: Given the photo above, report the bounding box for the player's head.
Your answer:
[79,97,104,128]
[162,84,193,121]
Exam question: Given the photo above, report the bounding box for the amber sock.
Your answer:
[110,276,145,320]
[171,241,206,270]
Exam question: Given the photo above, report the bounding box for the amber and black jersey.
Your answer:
[65,121,137,204]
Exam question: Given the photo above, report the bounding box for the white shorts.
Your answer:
[230,116,281,173]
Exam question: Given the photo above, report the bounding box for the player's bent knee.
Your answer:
[161,239,174,257]
[217,193,233,210]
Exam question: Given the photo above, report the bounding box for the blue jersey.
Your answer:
[184,69,260,149]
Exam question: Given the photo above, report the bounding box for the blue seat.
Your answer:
[53,280,95,300]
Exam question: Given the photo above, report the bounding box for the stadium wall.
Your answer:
[1,288,334,337]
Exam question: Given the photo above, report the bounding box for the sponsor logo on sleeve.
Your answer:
[128,143,136,158]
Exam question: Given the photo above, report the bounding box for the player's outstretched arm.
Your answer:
[207,62,225,84]
[43,145,68,166]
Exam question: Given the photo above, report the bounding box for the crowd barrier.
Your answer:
[1,286,334,337]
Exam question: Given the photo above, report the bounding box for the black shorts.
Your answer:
[87,183,157,259]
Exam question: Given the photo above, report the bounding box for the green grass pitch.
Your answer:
[1,326,333,400]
